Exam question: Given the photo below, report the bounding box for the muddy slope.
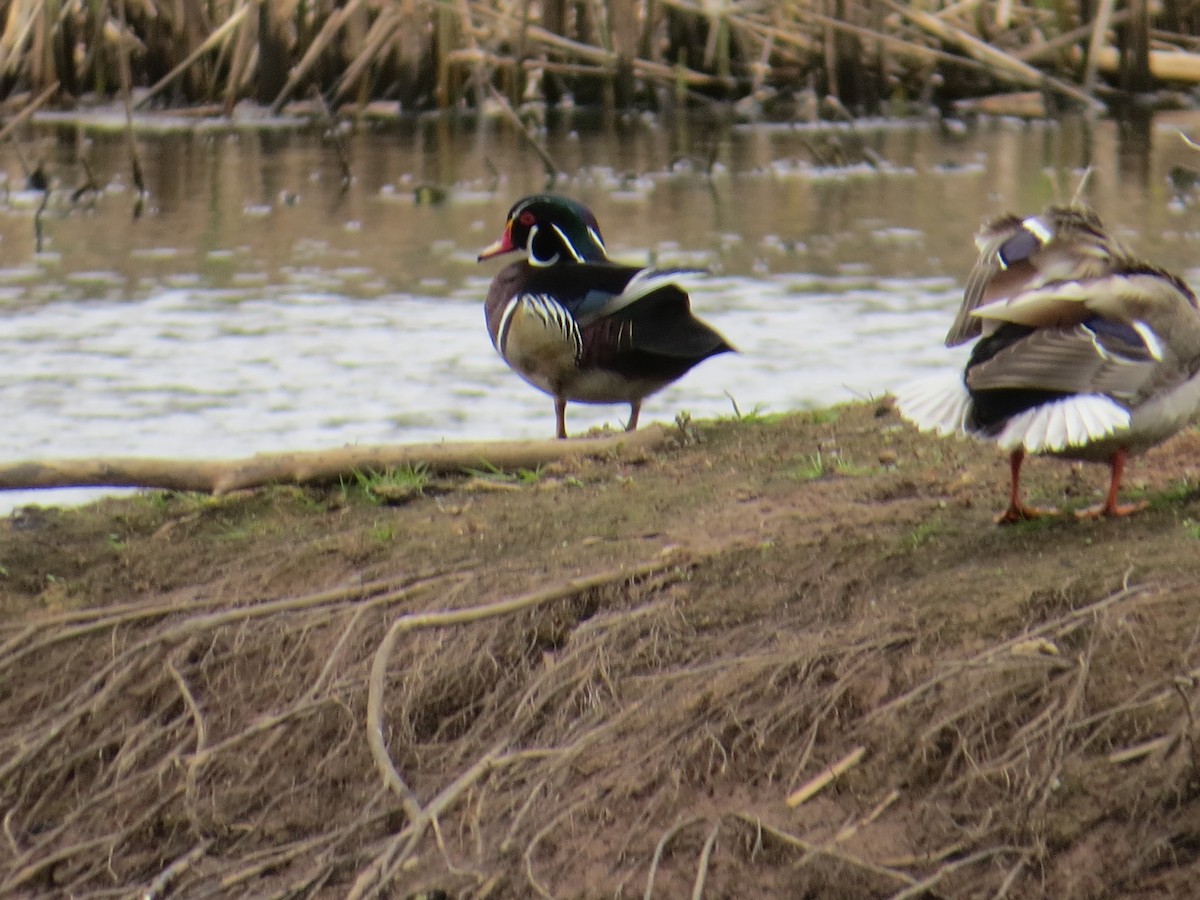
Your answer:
[2,403,1200,898]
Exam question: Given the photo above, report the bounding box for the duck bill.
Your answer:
[477,223,517,261]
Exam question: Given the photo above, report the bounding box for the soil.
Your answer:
[3,402,1200,898]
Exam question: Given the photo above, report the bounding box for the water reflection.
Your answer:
[4,109,1200,508]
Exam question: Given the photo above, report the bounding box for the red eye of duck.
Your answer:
[518,211,536,226]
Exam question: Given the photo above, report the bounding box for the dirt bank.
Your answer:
[2,402,1200,898]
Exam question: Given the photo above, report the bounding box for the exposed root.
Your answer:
[3,540,1200,898]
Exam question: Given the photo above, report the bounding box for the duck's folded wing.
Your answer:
[970,271,1182,334]
[945,207,1117,347]
[966,322,1159,399]
[570,267,710,326]
[945,216,1021,347]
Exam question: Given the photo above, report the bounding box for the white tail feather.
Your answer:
[995,394,1130,453]
[894,373,972,437]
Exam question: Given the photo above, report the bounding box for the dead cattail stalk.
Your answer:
[114,0,145,213]
[135,3,253,111]
[1084,0,1117,95]
[269,0,365,116]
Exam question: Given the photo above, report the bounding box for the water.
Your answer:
[5,108,1200,507]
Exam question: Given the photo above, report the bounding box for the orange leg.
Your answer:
[1075,448,1148,519]
[625,401,641,432]
[996,448,1060,525]
[554,397,568,440]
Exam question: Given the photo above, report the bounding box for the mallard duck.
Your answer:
[897,204,1200,523]
[477,194,734,439]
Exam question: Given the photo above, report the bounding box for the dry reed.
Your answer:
[0,1,1196,117]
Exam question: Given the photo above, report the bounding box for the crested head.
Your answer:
[478,194,608,266]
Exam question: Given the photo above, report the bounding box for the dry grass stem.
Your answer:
[786,745,866,807]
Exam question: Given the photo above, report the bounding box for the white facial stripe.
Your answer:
[1021,216,1053,245]
[550,223,584,262]
[586,226,606,253]
[525,225,560,267]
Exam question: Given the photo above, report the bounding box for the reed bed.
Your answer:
[0,0,1198,117]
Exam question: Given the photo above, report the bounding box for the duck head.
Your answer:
[478,194,608,266]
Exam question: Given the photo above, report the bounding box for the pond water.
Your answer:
[5,107,1200,507]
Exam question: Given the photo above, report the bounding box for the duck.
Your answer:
[896,203,1200,523]
[477,194,734,439]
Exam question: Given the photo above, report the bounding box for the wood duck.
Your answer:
[897,204,1200,523]
[477,194,734,439]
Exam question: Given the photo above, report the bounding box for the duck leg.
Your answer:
[625,401,641,432]
[554,397,568,440]
[1075,448,1149,519]
[996,448,1060,524]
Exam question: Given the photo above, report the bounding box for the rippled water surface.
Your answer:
[6,108,1200,505]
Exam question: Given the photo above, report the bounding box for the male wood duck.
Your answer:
[897,204,1200,523]
[477,194,734,439]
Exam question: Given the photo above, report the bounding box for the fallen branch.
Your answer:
[0,425,670,494]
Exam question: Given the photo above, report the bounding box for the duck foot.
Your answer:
[995,503,1060,525]
[1074,499,1149,520]
[1073,450,1145,518]
[996,449,1060,524]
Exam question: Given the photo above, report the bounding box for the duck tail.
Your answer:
[993,394,1131,453]
[893,372,973,438]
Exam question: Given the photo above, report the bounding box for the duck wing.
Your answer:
[546,264,710,327]
[945,206,1121,347]
[521,263,731,362]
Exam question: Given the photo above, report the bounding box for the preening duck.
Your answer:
[897,204,1200,523]
[478,194,734,439]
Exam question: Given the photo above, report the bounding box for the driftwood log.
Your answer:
[0,426,669,495]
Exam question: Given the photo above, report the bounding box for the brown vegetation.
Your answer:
[3,403,1200,897]
[1,1,1200,117]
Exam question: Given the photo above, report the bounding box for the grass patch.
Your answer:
[788,449,870,481]
[343,464,431,504]
[905,517,946,548]
[722,393,790,425]
[807,408,842,425]
[464,461,545,485]
[370,522,396,543]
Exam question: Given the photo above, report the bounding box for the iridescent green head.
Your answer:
[477,194,608,266]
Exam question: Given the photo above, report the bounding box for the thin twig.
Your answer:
[486,84,562,181]
[644,816,705,900]
[142,841,211,900]
[0,81,59,144]
[691,820,721,900]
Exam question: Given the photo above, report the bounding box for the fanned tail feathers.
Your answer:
[896,375,1132,453]
[893,373,972,437]
[994,394,1130,453]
